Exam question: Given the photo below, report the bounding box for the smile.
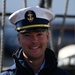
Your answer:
[29,46,41,50]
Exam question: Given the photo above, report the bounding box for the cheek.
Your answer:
[19,37,29,46]
[39,35,49,44]
[20,40,30,50]
[21,39,29,44]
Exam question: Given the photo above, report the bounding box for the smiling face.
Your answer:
[18,30,49,60]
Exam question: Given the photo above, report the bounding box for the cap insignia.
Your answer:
[25,10,36,22]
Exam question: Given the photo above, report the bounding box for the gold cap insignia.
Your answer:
[25,10,36,22]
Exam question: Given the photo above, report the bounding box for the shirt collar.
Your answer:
[35,59,45,75]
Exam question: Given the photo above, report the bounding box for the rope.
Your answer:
[23,0,27,7]
[0,0,6,72]
[74,24,75,44]
[57,0,69,51]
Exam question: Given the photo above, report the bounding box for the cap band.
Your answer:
[15,18,50,31]
[15,24,50,31]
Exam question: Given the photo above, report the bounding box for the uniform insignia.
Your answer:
[25,10,36,22]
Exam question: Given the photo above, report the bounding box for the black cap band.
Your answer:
[15,18,50,31]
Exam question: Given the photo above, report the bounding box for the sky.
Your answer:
[0,0,75,15]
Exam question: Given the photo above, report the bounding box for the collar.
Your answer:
[13,48,57,73]
[35,59,45,75]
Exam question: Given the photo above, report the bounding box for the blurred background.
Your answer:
[0,0,75,75]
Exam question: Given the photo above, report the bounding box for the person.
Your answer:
[0,6,71,75]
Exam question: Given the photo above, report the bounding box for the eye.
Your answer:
[22,33,30,37]
[37,32,43,36]
[25,34,30,36]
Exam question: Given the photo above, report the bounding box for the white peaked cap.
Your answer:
[9,6,55,32]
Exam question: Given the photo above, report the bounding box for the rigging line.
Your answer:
[0,0,6,72]
[23,0,27,7]
[57,0,69,50]
[74,24,75,44]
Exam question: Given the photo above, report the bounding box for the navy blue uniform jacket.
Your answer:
[0,48,71,75]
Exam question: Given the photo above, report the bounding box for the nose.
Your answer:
[31,35,38,43]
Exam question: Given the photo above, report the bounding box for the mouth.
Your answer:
[29,45,41,50]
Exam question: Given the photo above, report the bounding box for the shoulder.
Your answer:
[0,64,16,75]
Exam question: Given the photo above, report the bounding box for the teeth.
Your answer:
[30,46,40,50]
[32,47,38,49]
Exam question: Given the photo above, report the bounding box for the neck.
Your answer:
[23,52,45,73]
